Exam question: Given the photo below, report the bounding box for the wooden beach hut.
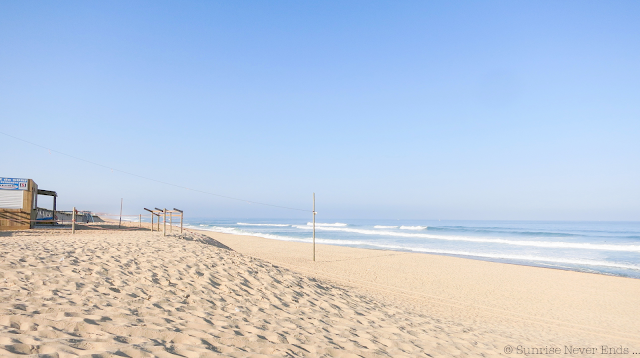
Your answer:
[0,177,58,231]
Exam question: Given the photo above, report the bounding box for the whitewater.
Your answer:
[184,219,640,279]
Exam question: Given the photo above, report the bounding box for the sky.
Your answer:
[1,1,639,221]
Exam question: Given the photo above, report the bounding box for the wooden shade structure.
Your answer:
[144,207,183,235]
[37,189,57,225]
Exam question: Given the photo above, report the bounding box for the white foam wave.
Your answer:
[237,223,290,227]
[292,225,640,253]
[374,225,398,229]
[307,222,348,227]
[186,224,640,271]
[399,226,427,230]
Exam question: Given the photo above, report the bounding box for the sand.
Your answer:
[1,223,639,357]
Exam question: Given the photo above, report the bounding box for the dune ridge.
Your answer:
[1,226,638,357]
[0,228,490,357]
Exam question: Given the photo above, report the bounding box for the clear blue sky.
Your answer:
[1,1,639,220]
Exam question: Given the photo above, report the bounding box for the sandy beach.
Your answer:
[4,1,639,356]
[1,223,639,357]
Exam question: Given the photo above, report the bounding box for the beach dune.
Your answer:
[1,225,639,357]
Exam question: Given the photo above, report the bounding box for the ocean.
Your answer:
[184,219,640,279]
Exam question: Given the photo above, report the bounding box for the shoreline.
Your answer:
[185,223,640,280]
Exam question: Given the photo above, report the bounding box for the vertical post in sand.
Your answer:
[72,207,76,234]
[146,208,154,232]
[313,193,316,262]
[53,195,57,226]
[174,208,184,234]
[119,198,123,228]
[170,212,173,233]
[163,208,166,237]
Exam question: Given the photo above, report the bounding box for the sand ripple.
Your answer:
[1,229,488,357]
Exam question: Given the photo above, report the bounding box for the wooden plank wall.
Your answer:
[0,179,37,231]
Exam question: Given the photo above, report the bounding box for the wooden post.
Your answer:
[119,198,123,228]
[174,208,183,234]
[163,208,166,236]
[52,196,57,226]
[157,214,160,231]
[139,214,141,228]
[144,208,154,232]
[169,212,173,233]
[313,193,316,262]
[72,207,76,234]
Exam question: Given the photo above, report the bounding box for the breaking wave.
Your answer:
[292,225,640,252]
[237,223,290,227]
[307,222,348,227]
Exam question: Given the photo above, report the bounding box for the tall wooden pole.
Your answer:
[72,207,76,234]
[119,198,123,228]
[151,213,154,232]
[163,208,166,236]
[313,193,316,262]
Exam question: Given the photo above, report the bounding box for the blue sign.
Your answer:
[0,177,29,190]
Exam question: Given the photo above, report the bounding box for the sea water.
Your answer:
[184,219,640,279]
